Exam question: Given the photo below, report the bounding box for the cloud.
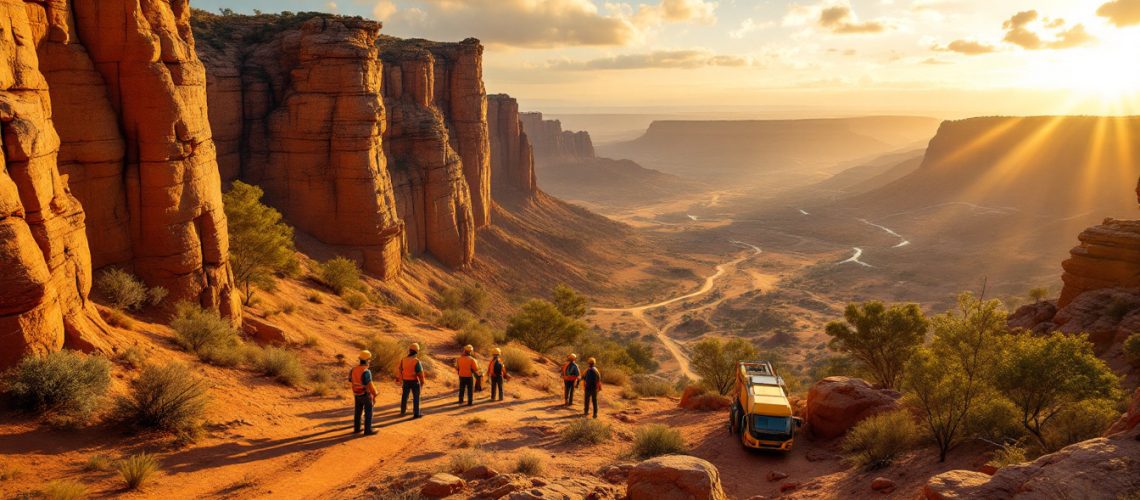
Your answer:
[373,0,717,48]
[729,18,769,39]
[1098,0,1140,27]
[548,49,750,70]
[784,1,889,34]
[1002,10,1096,50]
[934,39,996,55]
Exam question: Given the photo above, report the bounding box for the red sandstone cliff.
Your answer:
[487,94,536,198]
[519,112,595,162]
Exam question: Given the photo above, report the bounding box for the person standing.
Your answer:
[561,353,581,406]
[350,350,378,435]
[579,357,602,419]
[456,344,479,406]
[399,343,426,418]
[486,348,508,401]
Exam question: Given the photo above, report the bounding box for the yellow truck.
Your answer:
[728,361,802,452]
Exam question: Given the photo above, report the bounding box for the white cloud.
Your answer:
[729,17,770,39]
[782,0,890,34]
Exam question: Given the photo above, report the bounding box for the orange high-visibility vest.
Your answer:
[400,357,421,381]
[562,362,580,381]
[457,356,478,377]
[350,365,367,394]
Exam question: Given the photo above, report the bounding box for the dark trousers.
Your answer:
[584,388,598,418]
[489,376,504,401]
[401,380,421,416]
[564,380,576,405]
[353,394,373,433]
[458,376,474,404]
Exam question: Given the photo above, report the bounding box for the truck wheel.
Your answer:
[728,406,739,434]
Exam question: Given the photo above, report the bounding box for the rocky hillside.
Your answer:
[519,111,595,162]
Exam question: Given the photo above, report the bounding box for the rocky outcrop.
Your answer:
[1,0,111,367]
[804,377,901,439]
[487,94,536,198]
[519,112,594,162]
[626,455,727,500]
[1059,218,1140,307]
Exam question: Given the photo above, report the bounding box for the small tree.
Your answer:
[994,332,1121,450]
[825,301,928,390]
[1028,287,1049,304]
[319,256,362,295]
[552,284,588,319]
[689,337,757,395]
[223,181,298,305]
[505,300,586,353]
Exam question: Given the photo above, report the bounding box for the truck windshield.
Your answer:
[751,416,791,435]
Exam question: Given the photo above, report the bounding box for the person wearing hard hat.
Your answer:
[486,347,509,402]
[577,357,603,419]
[456,344,480,406]
[349,350,379,435]
[399,342,427,418]
[561,354,581,406]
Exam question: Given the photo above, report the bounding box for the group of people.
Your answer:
[348,343,604,435]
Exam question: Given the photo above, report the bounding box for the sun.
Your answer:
[1025,30,1140,113]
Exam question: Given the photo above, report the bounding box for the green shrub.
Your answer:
[439,285,490,315]
[40,479,88,500]
[117,453,159,490]
[561,418,612,444]
[986,443,1028,469]
[117,345,148,370]
[501,345,534,376]
[3,350,111,421]
[95,268,149,310]
[690,337,758,395]
[454,322,496,352]
[1043,398,1120,451]
[506,299,586,353]
[319,256,362,294]
[114,363,208,433]
[224,180,298,305]
[632,424,686,458]
[840,410,919,470]
[397,300,430,319]
[170,302,241,364]
[251,347,306,386]
[438,308,476,330]
[966,394,1027,443]
[83,454,114,472]
[601,366,629,387]
[1125,333,1140,368]
[343,291,367,310]
[448,449,485,474]
[630,375,676,397]
[514,451,545,476]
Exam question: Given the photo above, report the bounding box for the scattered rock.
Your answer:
[766,471,788,482]
[627,455,727,500]
[463,465,499,481]
[421,473,465,498]
[779,482,799,493]
[600,464,634,484]
[243,316,288,345]
[804,377,901,439]
[870,477,895,492]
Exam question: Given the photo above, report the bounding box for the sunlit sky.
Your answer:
[193,0,1140,117]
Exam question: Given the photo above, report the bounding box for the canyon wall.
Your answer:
[487,94,536,198]
[519,112,594,162]
[1059,218,1140,307]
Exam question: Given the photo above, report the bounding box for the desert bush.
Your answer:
[319,256,362,294]
[826,301,929,390]
[251,347,306,386]
[224,180,298,305]
[103,308,137,329]
[453,323,495,352]
[630,375,676,397]
[117,345,148,370]
[40,479,88,500]
[95,268,149,310]
[690,337,757,395]
[438,308,476,330]
[1043,398,1120,451]
[561,418,612,444]
[552,284,588,318]
[343,291,367,310]
[3,350,111,421]
[439,285,490,315]
[1125,333,1140,368]
[840,410,919,470]
[986,443,1028,468]
[117,453,159,490]
[500,345,534,375]
[397,300,431,319]
[1028,287,1050,304]
[307,292,323,304]
[965,393,1026,443]
[356,335,409,378]
[170,302,241,364]
[506,300,586,353]
[514,451,545,476]
[448,449,485,474]
[624,341,659,373]
[114,363,208,433]
[83,455,114,472]
[601,366,629,387]
[632,424,686,458]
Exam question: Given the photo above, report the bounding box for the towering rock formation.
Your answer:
[1,0,110,367]
[487,94,536,198]
[519,112,595,162]
[1059,219,1140,307]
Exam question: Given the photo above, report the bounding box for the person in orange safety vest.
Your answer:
[456,344,480,406]
[486,347,509,402]
[399,343,427,418]
[349,350,378,435]
[561,353,581,406]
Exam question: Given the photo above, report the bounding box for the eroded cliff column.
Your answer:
[487,94,537,198]
[71,0,239,318]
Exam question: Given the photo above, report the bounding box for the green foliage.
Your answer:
[630,375,676,397]
[624,341,659,373]
[1043,398,1120,451]
[438,308,477,329]
[506,300,586,353]
[689,337,757,395]
[501,345,534,375]
[439,285,490,315]
[3,350,111,421]
[224,181,298,305]
[40,479,88,500]
[114,363,209,433]
[965,391,1027,443]
[117,453,159,490]
[96,268,164,310]
[840,410,919,470]
[632,424,686,459]
[454,322,496,352]
[552,284,588,319]
[251,347,306,386]
[514,451,545,476]
[170,302,241,365]
[1124,332,1140,368]
[343,291,367,310]
[825,301,929,390]
[994,332,1121,450]
[573,334,653,378]
[1028,287,1049,303]
[986,443,1028,469]
[561,418,612,444]
[319,257,363,295]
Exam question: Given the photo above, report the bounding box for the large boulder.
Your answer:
[421,473,465,498]
[804,377,901,439]
[679,386,731,411]
[627,455,727,500]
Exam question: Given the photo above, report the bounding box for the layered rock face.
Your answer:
[487,94,536,198]
[198,16,405,278]
[1,0,110,367]
[519,111,594,162]
[1059,218,1140,307]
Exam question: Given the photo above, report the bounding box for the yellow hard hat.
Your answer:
[464,344,474,353]
[410,342,420,353]
[359,350,372,361]
[568,353,577,361]
[493,348,502,355]
[587,357,597,365]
